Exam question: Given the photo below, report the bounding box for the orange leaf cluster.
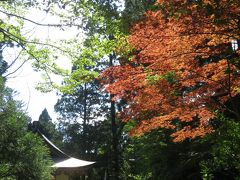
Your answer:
[102,0,240,141]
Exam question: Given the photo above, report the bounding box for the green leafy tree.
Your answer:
[200,113,240,179]
[0,81,53,179]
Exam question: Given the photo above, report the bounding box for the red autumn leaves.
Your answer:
[102,0,240,141]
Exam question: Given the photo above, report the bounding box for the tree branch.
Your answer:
[3,49,27,78]
[0,28,55,87]
[0,9,81,28]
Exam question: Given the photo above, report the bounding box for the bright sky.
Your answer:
[4,9,81,121]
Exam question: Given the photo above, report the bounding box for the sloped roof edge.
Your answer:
[39,131,95,168]
[40,132,69,158]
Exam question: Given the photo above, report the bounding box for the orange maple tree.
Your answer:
[102,0,240,141]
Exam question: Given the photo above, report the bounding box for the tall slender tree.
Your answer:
[37,108,63,147]
[55,78,109,158]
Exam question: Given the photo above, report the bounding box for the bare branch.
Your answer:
[0,9,81,28]
[6,49,24,69]
[4,59,28,78]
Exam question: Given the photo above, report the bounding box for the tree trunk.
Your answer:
[109,53,119,180]
[82,83,87,180]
